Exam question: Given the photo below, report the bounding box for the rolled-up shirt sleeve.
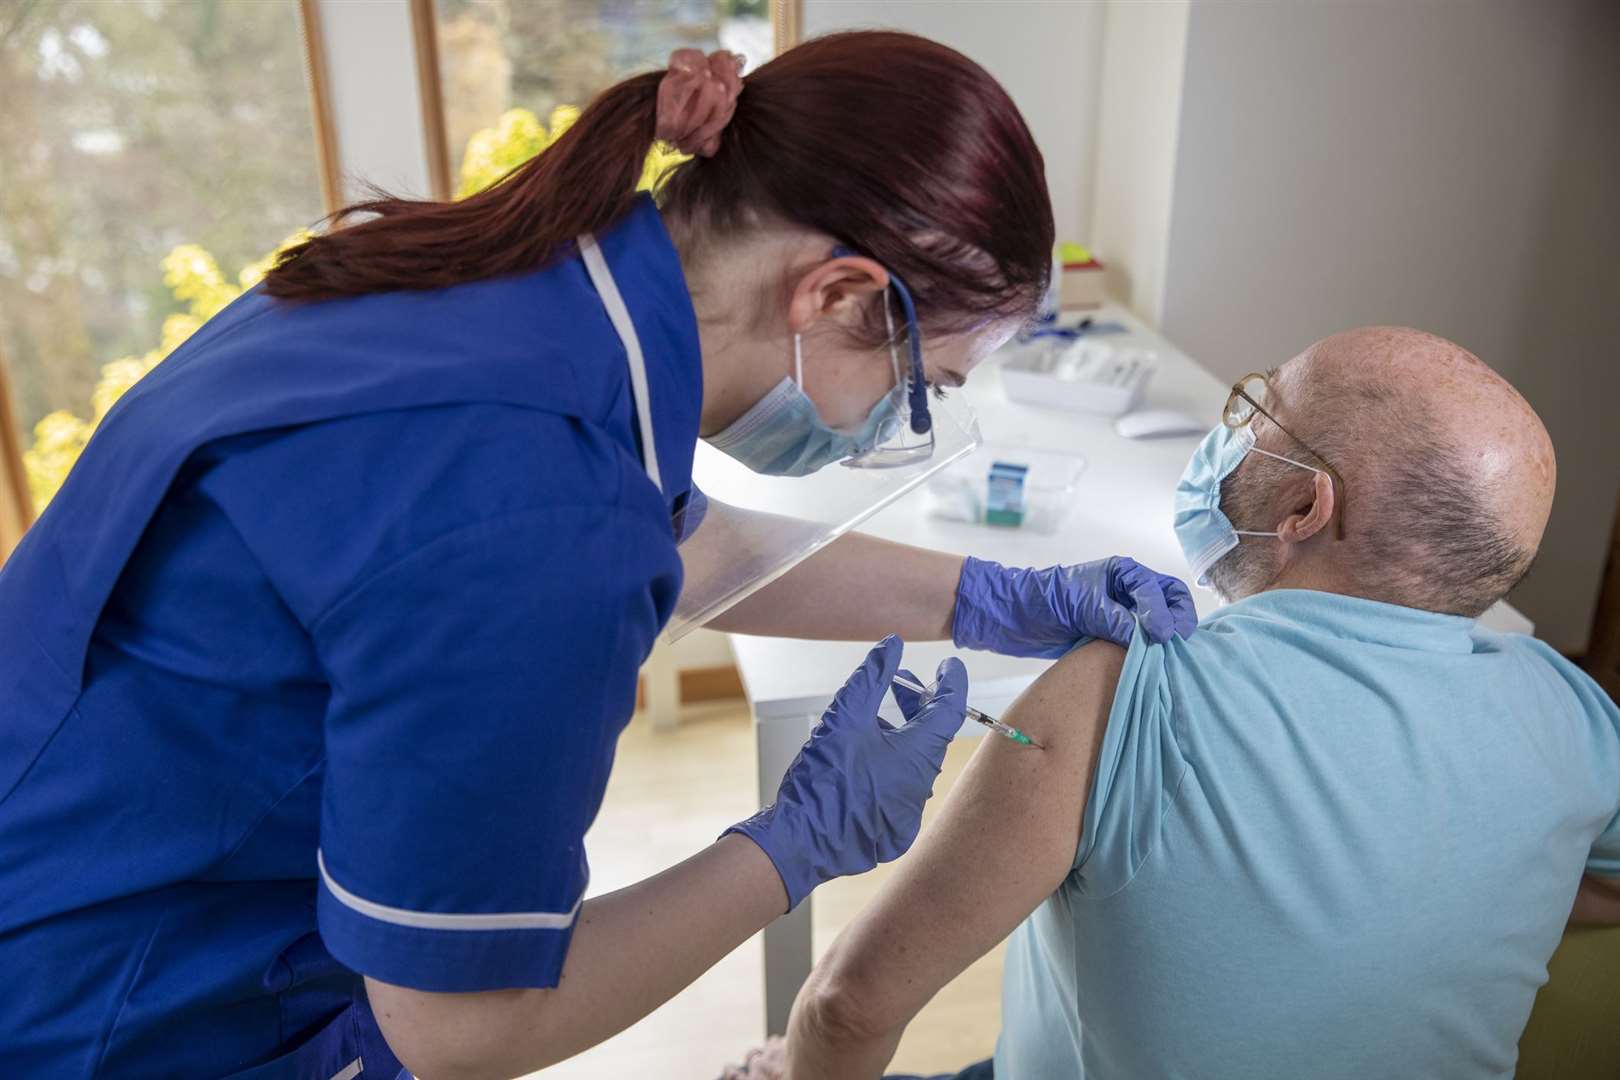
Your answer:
[1073,631,1189,897]
[310,504,675,991]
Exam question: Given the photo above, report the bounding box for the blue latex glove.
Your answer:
[726,635,966,911]
[952,555,1197,659]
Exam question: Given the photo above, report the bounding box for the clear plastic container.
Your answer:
[923,443,1088,534]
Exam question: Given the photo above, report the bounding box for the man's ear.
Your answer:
[1277,470,1336,543]
[786,255,889,335]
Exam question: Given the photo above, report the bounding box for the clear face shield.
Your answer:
[841,270,936,471]
[666,261,983,641]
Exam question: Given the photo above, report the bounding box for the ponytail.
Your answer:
[263,72,662,300]
[264,31,1055,342]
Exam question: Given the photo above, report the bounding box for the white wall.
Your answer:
[1157,0,1620,652]
[803,0,1106,247]
[1088,0,1189,323]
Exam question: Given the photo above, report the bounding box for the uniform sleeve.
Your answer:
[310,504,677,992]
[672,483,708,545]
[1073,630,1189,897]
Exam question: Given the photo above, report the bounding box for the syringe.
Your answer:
[890,673,1045,750]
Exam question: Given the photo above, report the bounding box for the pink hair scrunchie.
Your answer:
[656,48,745,158]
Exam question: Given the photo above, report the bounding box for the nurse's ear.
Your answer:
[786,255,889,335]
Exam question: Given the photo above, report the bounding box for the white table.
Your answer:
[727,305,1532,1034]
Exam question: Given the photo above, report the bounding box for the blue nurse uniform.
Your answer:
[0,196,703,1076]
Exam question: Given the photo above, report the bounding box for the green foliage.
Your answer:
[719,0,770,18]
[23,231,308,511]
[0,0,326,442]
[457,104,688,198]
[24,101,680,510]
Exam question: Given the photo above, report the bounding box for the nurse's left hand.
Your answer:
[724,635,965,912]
[952,555,1197,658]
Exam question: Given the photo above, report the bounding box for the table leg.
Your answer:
[641,637,681,730]
[757,710,817,1036]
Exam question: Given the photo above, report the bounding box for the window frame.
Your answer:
[409,0,454,202]
[0,346,30,558]
[774,0,801,56]
[299,0,347,216]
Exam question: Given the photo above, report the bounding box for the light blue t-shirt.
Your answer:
[996,589,1620,1079]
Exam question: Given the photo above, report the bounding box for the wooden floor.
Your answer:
[528,701,1004,1080]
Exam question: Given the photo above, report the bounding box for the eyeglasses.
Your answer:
[1223,372,1346,539]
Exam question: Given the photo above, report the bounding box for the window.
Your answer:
[0,0,328,511]
[431,0,778,197]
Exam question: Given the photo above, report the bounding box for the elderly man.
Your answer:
[728,327,1620,1080]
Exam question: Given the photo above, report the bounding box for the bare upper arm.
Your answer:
[803,640,1128,1031]
[366,977,544,1080]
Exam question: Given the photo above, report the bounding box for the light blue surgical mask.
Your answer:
[707,332,903,478]
[1173,422,1323,587]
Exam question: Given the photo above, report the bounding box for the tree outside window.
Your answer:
[0,0,326,510]
[3,0,773,511]
[438,0,771,190]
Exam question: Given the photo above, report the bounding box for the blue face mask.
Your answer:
[706,332,903,478]
[1173,422,1323,587]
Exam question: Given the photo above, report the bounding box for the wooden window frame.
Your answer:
[298,0,345,215]
[0,348,31,561]
[774,0,802,57]
[409,0,454,202]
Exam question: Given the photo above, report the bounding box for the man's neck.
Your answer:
[1261,559,1363,600]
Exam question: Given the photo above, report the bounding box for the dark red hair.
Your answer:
[265,31,1054,339]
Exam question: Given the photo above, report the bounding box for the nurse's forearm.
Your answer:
[709,532,963,641]
[368,835,787,1080]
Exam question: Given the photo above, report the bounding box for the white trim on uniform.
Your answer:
[578,232,663,493]
[317,850,585,931]
[328,1057,364,1080]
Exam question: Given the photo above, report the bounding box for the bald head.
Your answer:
[1210,326,1555,617]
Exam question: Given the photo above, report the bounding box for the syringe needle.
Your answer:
[891,674,1045,750]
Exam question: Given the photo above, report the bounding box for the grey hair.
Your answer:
[1209,377,1536,618]
[1362,433,1535,617]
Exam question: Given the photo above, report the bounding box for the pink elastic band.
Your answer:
[655,48,745,158]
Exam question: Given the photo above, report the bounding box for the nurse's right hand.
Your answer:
[725,635,966,911]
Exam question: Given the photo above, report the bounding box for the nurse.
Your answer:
[0,31,1193,1079]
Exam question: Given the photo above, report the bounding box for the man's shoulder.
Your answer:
[1482,629,1620,723]
[1152,591,1619,736]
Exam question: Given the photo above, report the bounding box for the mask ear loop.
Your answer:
[882,288,904,407]
[1250,446,1323,473]
[1231,447,1325,537]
